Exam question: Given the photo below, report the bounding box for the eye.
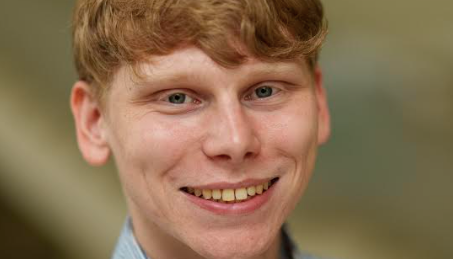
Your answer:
[166,93,194,104]
[255,86,274,98]
[247,85,281,100]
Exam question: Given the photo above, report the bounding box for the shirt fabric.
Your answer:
[112,217,323,259]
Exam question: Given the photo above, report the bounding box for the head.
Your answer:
[70,0,330,259]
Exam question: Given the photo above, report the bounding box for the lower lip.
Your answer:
[182,182,277,215]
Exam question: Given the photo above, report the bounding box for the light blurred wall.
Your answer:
[0,1,451,259]
[288,1,453,259]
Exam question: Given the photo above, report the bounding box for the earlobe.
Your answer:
[313,66,331,145]
[70,81,110,166]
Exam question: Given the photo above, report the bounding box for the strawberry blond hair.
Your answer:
[72,0,327,99]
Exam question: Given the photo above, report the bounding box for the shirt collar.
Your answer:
[111,217,320,259]
[111,217,148,259]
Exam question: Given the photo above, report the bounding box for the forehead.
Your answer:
[133,47,310,84]
[119,47,311,88]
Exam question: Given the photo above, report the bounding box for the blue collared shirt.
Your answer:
[112,217,324,259]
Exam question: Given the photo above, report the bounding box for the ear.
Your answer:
[313,66,331,145]
[70,81,110,166]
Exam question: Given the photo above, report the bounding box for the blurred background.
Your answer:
[0,0,451,258]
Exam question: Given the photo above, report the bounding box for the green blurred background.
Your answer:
[0,1,452,258]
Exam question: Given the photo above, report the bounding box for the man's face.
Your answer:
[96,47,329,259]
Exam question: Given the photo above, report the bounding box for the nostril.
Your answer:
[213,152,255,162]
[216,154,231,161]
[245,152,254,159]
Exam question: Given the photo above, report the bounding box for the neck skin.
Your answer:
[130,210,282,259]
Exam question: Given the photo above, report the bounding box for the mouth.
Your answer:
[180,177,279,204]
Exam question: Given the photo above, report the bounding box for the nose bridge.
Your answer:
[224,102,249,145]
[203,97,260,164]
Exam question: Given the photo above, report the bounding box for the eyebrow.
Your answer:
[133,61,306,90]
[131,71,196,92]
[243,64,302,77]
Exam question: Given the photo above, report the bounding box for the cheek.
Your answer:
[109,113,204,218]
[112,115,201,179]
[258,98,318,158]
[257,97,319,211]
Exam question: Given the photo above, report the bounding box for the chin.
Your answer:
[184,224,279,259]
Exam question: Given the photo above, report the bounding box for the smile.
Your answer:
[181,177,279,204]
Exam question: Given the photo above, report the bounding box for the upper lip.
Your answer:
[182,177,278,190]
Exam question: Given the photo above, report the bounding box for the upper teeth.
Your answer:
[186,180,273,203]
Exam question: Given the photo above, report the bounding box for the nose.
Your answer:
[202,101,261,165]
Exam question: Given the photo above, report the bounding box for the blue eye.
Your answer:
[254,86,274,98]
[168,93,189,104]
